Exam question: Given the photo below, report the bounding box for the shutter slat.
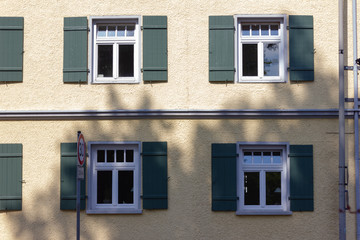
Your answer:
[63,17,88,83]
[211,143,237,211]
[0,17,23,82]
[142,142,168,209]
[209,16,234,82]
[290,145,314,211]
[289,15,314,81]
[60,143,86,210]
[0,144,22,211]
[143,16,168,82]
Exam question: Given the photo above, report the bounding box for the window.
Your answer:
[90,17,141,83]
[209,15,314,82]
[211,143,313,213]
[237,16,286,82]
[87,142,141,214]
[237,143,290,214]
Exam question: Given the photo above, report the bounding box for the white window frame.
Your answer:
[236,142,291,215]
[235,15,287,83]
[87,142,142,214]
[89,16,141,84]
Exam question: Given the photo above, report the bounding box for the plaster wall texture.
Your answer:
[0,119,339,240]
[0,0,350,239]
[0,0,339,111]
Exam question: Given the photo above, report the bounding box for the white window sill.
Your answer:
[92,78,140,84]
[86,208,142,214]
[236,210,292,215]
[238,79,286,83]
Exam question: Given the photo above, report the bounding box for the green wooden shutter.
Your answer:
[0,17,23,82]
[143,16,167,82]
[209,16,234,82]
[60,143,86,210]
[0,144,22,211]
[211,143,237,211]
[63,17,88,83]
[142,142,167,209]
[289,15,314,81]
[289,145,314,211]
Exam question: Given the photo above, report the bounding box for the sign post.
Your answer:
[76,131,86,240]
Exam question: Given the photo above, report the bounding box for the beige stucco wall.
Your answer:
[0,0,339,111]
[0,119,338,240]
[0,0,355,239]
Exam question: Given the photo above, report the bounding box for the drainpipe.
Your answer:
[352,0,360,239]
[339,0,346,239]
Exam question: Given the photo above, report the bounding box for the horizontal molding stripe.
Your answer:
[0,109,354,121]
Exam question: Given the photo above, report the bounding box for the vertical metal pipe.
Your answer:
[339,0,346,239]
[353,0,360,239]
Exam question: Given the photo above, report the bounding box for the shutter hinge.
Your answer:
[345,66,360,70]
[20,180,26,183]
[141,26,143,31]
[88,28,90,32]
[236,153,239,157]
[286,26,290,30]
[141,68,143,73]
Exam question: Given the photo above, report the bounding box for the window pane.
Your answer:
[244,172,260,205]
[126,150,134,162]
[98,45,113,77]
[97,171,112,204]
[118,45,134,77]
[266,172,281,205]
[97,26,106,37]
[108,26,115,37]
[242,25,250,36]
[117,26,125,37]
[127,25,135,37]
[264,43,279,76]
[261,25,269,36]
[253,152,261,164]
[116,150,124,162]
[107,150,114,162]
[263,152,271,164]
[273,152,282,163]
[270,25,279,36]
[242,44,258,76]
[97,150,105,162]
[244,152,252,164]
[252,24,259,36]
[118,171,134,204]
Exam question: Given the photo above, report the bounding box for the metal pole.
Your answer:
[76,131,81,240]
[339,0,346,239]
[352,0,360,238]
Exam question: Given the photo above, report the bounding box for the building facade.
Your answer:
[0,0,353,239]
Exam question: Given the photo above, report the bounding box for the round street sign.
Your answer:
[77,133,86,166]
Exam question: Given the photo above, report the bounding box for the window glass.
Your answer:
[273,152,281,163]
[126,150,134,162]
[253,152,262,164]
[244,152,252,164]
[118,45,134,77]
[117,26,125,37]
[116,150,124,162]
[263,43,279,76]
[107,150,114,162]
[108,26,116,37]
[242,44,258,76]
[266,172,281,205]
[118,171,134,204]
[97,26,106,37]
[263,152,271,164]
[244,172,260,205]
[251,24,259,36]
[270,24,279,35]
[261,25,269,36]
[98,45,113,77]
[97,171,112,204]
[97,150,105,162]
[242,25,250,36]
[127,25,135,37]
